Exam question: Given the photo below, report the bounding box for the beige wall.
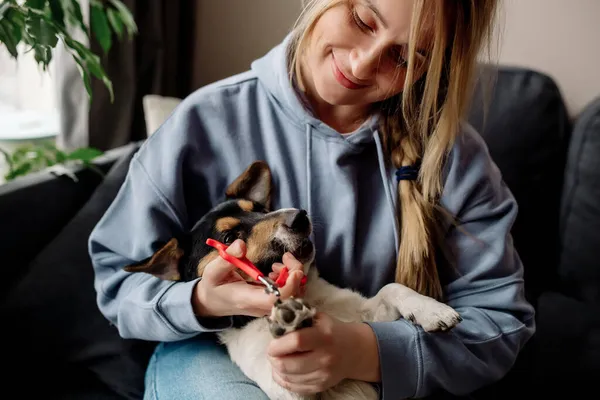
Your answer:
[496,0,600,116]
[193,0,303,88]
[193,0,600,116]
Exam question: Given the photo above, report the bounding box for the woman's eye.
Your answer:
[352,7,372,32]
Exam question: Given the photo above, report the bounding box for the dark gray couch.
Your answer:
[1,66,598,399]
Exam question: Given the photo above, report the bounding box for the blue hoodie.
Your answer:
[89,35,535,398]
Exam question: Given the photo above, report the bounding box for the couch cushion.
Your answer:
[559,96,600,303]
[0,142,154,399]
[533,291,600,393]
[468,66,571,304]
[0,144,143,301]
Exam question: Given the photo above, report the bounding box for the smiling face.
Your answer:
[299,0,430,112]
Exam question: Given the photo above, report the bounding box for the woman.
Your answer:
[89,0,535,399]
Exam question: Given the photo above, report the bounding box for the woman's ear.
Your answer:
[225,161,272,209]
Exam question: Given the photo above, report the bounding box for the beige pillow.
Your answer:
[142,95,182,136]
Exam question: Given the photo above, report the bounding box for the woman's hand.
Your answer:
[193,239,304,318]
[269,252,307,297]
[267,313,382,395]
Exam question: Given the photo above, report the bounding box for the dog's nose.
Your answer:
[285,209,309,233]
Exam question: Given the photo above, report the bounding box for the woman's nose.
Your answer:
[349,47,378,81]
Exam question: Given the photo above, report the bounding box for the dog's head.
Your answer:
[123,161,315,283]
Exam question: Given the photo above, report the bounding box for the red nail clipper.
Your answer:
[206,238,307,297]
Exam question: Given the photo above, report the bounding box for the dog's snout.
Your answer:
[285,209,309,233]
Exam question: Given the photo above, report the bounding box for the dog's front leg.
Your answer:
[265,296,378,400]
[362,283,462,332]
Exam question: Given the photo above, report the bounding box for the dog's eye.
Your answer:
[222,231,237,244]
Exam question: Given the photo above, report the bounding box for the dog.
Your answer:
[123,161,462,400]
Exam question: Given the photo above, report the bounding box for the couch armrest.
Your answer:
[0,142,141,296]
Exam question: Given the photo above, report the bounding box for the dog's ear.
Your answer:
[225,161,272,209]
[123,238,183,281]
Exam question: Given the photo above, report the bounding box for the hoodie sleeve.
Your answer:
[88,98,234,342]
[367,125,536,399]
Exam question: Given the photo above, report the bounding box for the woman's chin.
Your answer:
[312,83,369,108]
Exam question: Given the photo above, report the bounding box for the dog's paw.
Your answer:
[401,295,462,332]
[267,297,316,338]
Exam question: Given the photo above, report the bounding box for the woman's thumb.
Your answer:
[279,270,305,299]
[226,239,245,258]
[205,239,246,280]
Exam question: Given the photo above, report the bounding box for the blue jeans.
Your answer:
[143,334,269,400]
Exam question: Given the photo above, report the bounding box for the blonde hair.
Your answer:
[289,0,500,300]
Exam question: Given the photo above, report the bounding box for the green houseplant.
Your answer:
[0,0,137,181]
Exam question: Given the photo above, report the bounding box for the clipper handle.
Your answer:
[205,238,281,296]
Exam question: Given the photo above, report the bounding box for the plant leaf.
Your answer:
[72,54,92,98]
[106,8,123,40]
[68,40,115,102]
[0,6,25,58]
[0,2,12,18]
[33,43,52,67]
[6,5,27,33]
[0,20,19,57]
[5,161,33,180]
[90,2,111,53]
[64,37,114,100]
[25,0,46,11]
[101,75,114,102]
[49,0,66,29]
[67,147,103,162]
[54,149,67,163]
[10,146,33,164]
[109,0,136,36]
[0,0,135,104]
[83,52,103,78]
[26,11,58,47]
[60,0,88,35]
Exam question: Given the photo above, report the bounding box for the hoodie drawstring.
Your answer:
[305,124,315,244]
[304,124,399,260]
[373,130,400,259]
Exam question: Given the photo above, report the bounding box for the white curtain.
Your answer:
[52,0,90,151]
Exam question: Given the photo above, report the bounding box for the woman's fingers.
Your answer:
[282,252,304,271]
[230,282,277,316]
[277,270,305,299]
[272,262,285,273]
[272,369,322,395]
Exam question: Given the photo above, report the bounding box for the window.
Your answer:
[0,43,60,142]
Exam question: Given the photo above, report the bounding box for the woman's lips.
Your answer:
[331,53,367,90]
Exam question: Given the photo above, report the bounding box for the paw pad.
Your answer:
[267,297,316,338]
